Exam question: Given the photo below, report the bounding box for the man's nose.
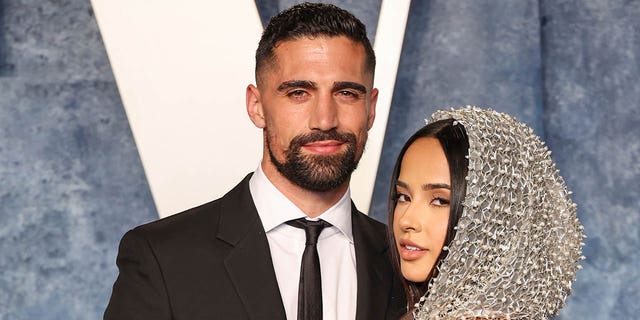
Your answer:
[309,93,338,131]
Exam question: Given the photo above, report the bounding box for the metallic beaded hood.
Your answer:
[414,106,585,320]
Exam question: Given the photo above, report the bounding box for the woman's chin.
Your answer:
[401,266,429,283]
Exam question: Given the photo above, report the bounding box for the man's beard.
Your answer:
[267,130,362,192]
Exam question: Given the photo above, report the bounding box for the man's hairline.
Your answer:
[255,35,375,89]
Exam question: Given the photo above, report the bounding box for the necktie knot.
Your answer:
[286,218,331,245]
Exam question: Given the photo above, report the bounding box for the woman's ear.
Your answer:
[246,84,265,128]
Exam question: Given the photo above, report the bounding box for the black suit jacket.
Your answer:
[105,174,405,319]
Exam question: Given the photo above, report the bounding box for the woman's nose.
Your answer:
[397,205,421,233]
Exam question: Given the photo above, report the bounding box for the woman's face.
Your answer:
[393,137,451,282]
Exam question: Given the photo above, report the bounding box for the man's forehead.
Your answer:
[274,38,369,69]
[257,36,372,87]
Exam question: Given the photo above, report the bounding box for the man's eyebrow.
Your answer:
[333,81,367,93]
[277,80,316,92]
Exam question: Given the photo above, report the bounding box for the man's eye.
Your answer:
[338,90,360,98]
[288,90,308,98]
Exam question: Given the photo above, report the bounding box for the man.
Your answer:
[104,3,405,320]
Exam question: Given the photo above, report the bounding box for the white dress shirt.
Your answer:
[249,165,357,320]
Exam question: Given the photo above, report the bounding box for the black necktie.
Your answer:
[286,218,331,320]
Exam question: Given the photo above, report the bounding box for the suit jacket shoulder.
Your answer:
[105,174,287,320]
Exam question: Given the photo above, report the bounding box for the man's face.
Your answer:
[247,36,377,192]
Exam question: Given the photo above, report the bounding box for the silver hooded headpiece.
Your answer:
[414,106,585,320]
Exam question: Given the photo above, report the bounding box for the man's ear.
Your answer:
[367,88,378,130]
[246,84,265,128]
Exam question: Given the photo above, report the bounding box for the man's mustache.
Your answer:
[289,130,357,149]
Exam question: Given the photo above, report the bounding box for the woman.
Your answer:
[388,106,585,319]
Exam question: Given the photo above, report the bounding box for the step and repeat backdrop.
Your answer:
[1,0,638,319]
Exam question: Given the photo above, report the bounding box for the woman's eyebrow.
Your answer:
[396,181,450,190]
[422,183,451,190]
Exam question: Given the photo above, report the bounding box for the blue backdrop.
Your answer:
[0,0,157,318]
[1,0,638,319]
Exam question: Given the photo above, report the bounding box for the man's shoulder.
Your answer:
[352,204,386,225]
[136,197,223,236]
[351,205,388,239]
[130,173,254,242]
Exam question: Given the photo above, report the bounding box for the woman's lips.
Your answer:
[302,140,344,154]
[398,241,428,260]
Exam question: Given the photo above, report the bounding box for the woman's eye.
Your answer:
[431,197,450,207]
[395,193,410,203]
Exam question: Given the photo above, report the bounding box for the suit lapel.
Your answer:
[351,204,391,320]
[217,175,286,320]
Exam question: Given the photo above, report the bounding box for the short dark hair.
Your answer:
[255,2,376,85]
[387,119,469,309]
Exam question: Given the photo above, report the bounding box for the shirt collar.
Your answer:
[249,165,354,243]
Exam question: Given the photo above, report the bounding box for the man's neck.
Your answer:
[260,162,349,218]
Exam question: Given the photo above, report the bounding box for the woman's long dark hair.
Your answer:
[387,118,469,310]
